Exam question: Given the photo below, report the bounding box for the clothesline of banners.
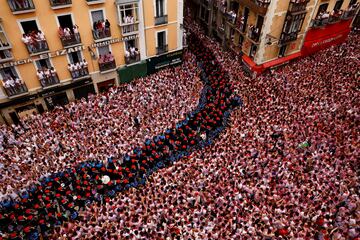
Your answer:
[0,34,139,69]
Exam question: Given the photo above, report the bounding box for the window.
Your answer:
[157,31,166,47]
[20,20,39,35]
[90,9,111,39]
[316,3,329,17]
[20,20,48,54]
[349,0,357,7]
[118,3,139,25]
[156,0,165,17]
[333,0,343,11]
[0,67,18,80]
[0,24,10,48]
[97,45,110,58]
[34,58,59,87]
[0,67,27,97]
[68,51,82,64]
[156,31,167,54]
[35,58,52,70]
[57,14,81,47]
[91,10,105,23]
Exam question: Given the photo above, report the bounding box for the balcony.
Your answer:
[156,45,168,55]
[279,32,298,45]
[119,22,139,36]
[288,0,309,14]
[328,14,341,24]
[155,15,168,26]
[86,0,105,5]
[125,52,140,65]
[7,0,35,14]
[39,72,60,89]
[92,27,111,42]
[49,0,72,9]
[0,50,13,63]
[99,60,116,73]
[247,25,260,42]
[341,8,358,19]
[23,38,49,56]
[60,33,81,48]
[69,66,89,80]
[2,78,28,98]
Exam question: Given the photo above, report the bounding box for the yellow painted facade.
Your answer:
[0,0,184,124]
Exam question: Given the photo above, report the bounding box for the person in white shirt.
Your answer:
[73,25,80,42]
[80,59,88,75]
[36,31,47,50]
[64,28,71,39]
[68,64,75,78]
[36,69,46,86]
[130,46,136,57]
[22,34,33,52]
[75,62,81,77]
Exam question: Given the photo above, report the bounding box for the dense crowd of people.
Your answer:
[53,22,358,239]
[0,53,202,201]
[0,14,359,240]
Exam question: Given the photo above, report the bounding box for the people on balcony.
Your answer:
[67,60,89,79]
[11,0,31,10]
[98,52,115,70]
[1,76,26,96]
[36,67,58,87]
[73,25,80,42]
[93,20,111,39]
[58,25,81,45]
[21,31,48,54]
[226,10,237,24]
[236,16,245,30]
[125,46,140,64]
[248,25,260,41]
[123,15,135,33]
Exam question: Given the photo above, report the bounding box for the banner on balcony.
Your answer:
[301,19,352,56]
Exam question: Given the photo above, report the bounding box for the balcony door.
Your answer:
[156,0,165,17]
[20,20,39,35]
[0,67,18,80]
[35,59,52,70]
[58,15,74,30]
[157,31,166,48]
[333,0,343,11]
[91,10,105,23]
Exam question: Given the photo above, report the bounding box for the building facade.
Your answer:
[189,0,359,74]
[0,0,184,124]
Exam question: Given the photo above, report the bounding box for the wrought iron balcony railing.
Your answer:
[156,45,168,55]
[7,0,35,13]
[2,79,28,97]
[99,60,116,72]
[125,53,140,65]
[49,0,72,8]
[155,15,168,25]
